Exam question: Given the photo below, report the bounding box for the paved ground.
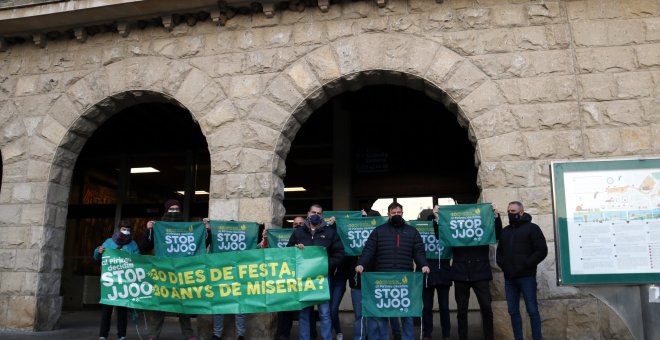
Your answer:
[0,307,485,339]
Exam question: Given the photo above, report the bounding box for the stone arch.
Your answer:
[247,32,505,221]
[8,56,231,330]
[43,55,233,206]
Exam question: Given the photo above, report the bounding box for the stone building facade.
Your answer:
[1,0,659,338]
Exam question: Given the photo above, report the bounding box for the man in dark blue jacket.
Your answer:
[355,202,429,340]
[288,204,345,340]
[496,201,547,340]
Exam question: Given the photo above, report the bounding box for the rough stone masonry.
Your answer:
[2,0,660,338]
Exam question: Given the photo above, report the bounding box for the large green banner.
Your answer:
[267,228,294,248]
[210,220,259,253]
[361,272,423,317]
[336,217,388,256]
[438,203,496,247]
[100,247,329,314]
[408,220,451,260]
[154,222,206,257]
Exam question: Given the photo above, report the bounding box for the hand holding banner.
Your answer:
[100,247,329,314]
[210,220,259,253]
[361,272,423,317]
[438,203,496,247]
[335,217,388,256]
[408,220,451,259]
[154,221,206,257]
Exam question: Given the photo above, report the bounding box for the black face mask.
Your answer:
[162,211,184,222]
[390,215,404,226]
[508,213,521,224]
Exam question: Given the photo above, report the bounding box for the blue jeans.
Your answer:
[213,314,246,337]
[351,289,366,340]
[330,279,347,335]
[368,317,413,340]
[505,276,542,340]
[422,284,450,337]
[299,302,331,340]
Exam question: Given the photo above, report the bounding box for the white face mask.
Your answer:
[120,230,131,236]
[168,208,180,213]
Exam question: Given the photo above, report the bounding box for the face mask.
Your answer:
[168,208,180,213]
[120,230,131,236]
[163,211,184,222]
[112,231,131,245]
[309,214,322,226]
[390,215,404,226]
[508,213,521,224]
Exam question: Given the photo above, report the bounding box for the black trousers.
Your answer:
[422,284,451,338]
[276,310,317,339]
[99,304,128,338]
[454,280,493,340]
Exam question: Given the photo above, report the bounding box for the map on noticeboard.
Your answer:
[552,158,660,285]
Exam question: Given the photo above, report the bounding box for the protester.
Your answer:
[275,216,319,340]
[141,199,207,340]
[288,205,345,340]
[325,212,350,340]
[497,201,548,340]
[208,218,247,340]
[347,209,380,340]
[93,219,139,340]
[420,206,451,340]
[449,205,502,340]
[356,202,429,340]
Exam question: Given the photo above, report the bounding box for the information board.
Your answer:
[552,158,660,285]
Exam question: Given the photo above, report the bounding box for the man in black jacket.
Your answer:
[449,205,502,340]
[288,204,345,340]
[355,202,429,340]
[496,201,547,340]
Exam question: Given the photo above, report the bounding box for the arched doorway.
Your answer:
[61,100,210,308]
[283,83,478,221]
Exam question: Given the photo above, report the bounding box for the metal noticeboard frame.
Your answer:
[552,157,660,286]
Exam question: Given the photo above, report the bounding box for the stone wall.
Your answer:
[1,0,658,337]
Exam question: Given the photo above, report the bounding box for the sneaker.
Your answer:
[211,336,221,340]
[336,333,344,340]
[118,337,126,340]
[99,338,107,340]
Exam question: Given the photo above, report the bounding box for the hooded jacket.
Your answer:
[287,221,345,275]
[358,220,428,272]
[496,212,548,279]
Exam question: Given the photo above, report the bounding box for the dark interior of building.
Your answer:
[61,84,479,307]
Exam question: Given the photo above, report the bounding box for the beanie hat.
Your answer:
[164,199,181,210]
[115,219,132,231]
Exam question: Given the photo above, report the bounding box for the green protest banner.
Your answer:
[323,210,363,223]
[408,220,451,260]
[210,220,259,253]
[361,272,423,317]
[267,228,294,248]
[154,221,206,257]
[438,203,496,247]
[99,247,329,314]
[336,217,388,256]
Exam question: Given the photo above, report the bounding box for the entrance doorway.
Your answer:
[283,84,478,222]
[61,101,210,308]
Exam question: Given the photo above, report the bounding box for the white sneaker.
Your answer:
[337,333,343,340]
